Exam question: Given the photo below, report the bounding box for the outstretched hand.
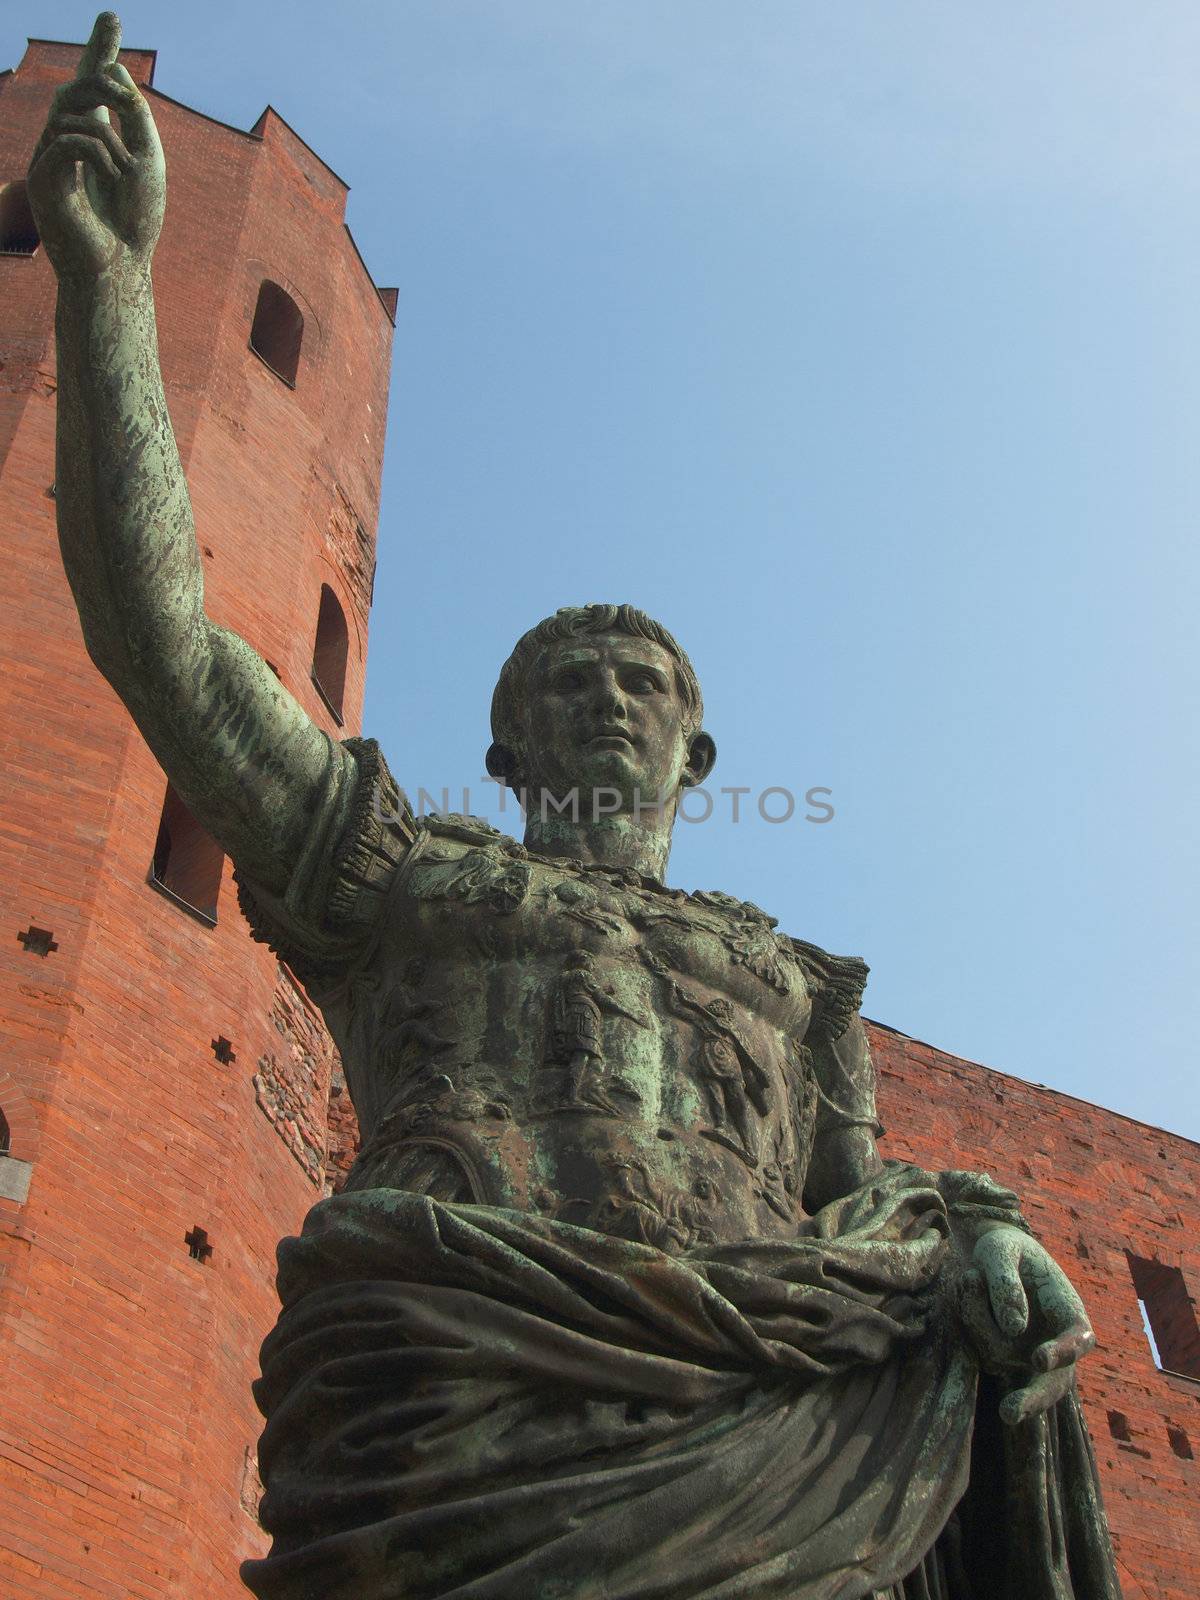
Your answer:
[27,11,165,281]
[960,1225,1096,1427]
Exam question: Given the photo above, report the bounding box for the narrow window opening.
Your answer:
[1106,1410,1131,1443]
[249,280,303,386]
[1127,1253,1200,1381]
[1168,1426,1193,1461]
[150,784,224,926]
[0,181,39,256]
[211,1036,236,1065]
[0,1109,9,1156]
[17,925,57,957]
[311,584,349,724]
[1137,1297,1164,1367]
[185,1225,213,1264]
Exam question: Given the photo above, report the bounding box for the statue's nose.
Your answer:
[593,681,627,718]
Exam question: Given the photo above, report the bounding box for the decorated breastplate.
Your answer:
[340,815,867,1250]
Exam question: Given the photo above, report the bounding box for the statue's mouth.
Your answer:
[588,729,635,747]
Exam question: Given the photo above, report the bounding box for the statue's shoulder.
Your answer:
[419,812,525,854]
[683,888,867,1041]
[391,812,533,919]
[783,936,869,1045]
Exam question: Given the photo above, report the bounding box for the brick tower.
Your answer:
[0,35,394,1599]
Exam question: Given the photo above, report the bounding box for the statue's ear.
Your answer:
[682,731,716,788]
[485,742,521,790]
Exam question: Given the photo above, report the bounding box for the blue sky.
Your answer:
[10,3,1199,1138]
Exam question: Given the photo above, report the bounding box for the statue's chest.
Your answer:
[343,821,823,1243]
[389,822,809,1030]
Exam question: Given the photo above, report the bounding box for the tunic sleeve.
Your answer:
[787,938,870,1050]
[234,735,417,992]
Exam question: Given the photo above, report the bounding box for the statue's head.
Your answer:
[487,604,716,817]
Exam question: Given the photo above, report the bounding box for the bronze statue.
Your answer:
[29,16,1122,1598]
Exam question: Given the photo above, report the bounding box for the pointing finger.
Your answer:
[77,12,122,80]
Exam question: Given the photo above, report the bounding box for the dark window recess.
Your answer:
[1168,1426,1194,1461]
[211,1036,236,1065]
[1106,1410,1131,1443]
[1128,1253,1200,1380]
[249,280,303,385]
[150,785,224,925]
[17,925,57,957]
[0,1108,9,1156]
[185,1225,213,1264]
[311,584,349,724]
[0,181,39,255]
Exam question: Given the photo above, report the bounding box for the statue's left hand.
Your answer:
[960,1226,1096,1427]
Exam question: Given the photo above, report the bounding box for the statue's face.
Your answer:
[519,634,706,813]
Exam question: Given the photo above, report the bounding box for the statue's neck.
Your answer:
[522,810,673,882]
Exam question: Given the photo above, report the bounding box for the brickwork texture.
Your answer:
[0,35,394,1600]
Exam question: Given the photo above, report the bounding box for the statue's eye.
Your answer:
[626,673,659,694]
[553,671,583,694]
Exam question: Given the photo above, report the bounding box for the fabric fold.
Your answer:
[242,1165,1116,1600]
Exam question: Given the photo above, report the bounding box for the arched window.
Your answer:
[249,280,303,385]
[150,784,224,925]
[311,584,349,724]
[0,181,39,256]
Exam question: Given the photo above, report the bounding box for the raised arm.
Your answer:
[27,13,334,895]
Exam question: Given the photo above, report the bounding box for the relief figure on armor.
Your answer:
[653,960,771,1165]
[31,16,1123,1599]
[545,950,647,1114]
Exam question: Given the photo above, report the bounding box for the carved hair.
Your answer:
[488,604,704,786]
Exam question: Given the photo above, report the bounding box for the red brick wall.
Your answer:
[0,38,393,1600]
[868,1021,1200,1600]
